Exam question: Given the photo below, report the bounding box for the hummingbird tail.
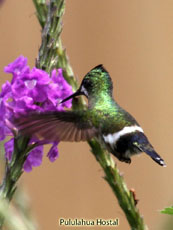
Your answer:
[144,149,166,167]
[141,146,166,167]
[133,139,166,167]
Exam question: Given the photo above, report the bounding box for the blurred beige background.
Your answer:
[0,1,173,230]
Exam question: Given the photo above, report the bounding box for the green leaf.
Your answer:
[161,206,173,215]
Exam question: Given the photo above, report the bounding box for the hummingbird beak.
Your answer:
[60,88,83,104]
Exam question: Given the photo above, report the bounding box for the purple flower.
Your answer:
[47,142,59,162]
[4,138,14,161]
[0,122,6,141]
[23,145,44,172]
[12,68,49,103]
[1,56,73,172]
[51,69,72,109]
[4,56,29,84]
[0,97,12,138]
[0,81,11,98]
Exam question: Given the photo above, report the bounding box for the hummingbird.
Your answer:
[13,65,166,166]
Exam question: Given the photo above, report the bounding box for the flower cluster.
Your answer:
[0,56,73,172]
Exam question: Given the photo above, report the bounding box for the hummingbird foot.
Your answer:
[119,156,131,164]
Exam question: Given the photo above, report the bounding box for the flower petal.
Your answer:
[24,145,44,172]
[47,142,59,162]
[4,138,14,161]
[1,57,74,172]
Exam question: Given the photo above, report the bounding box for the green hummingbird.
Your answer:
[13,65,166,166]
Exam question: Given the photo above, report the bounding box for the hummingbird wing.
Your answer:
[13,111,97,142]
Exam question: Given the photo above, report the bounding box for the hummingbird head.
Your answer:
[60,65,113,104]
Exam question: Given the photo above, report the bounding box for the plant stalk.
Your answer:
[33,0,147,229]
[0,137,30,228]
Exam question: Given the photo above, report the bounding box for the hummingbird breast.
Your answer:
[89,102,143,163]
[101,127,145,164]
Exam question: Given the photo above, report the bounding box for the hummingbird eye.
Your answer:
[83,79,92,89]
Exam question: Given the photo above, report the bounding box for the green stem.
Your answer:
[33,0,77,90]
[0,136,38,228]
[0,136,30,228]
[89,140,146,230]
[33,1,147,229]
